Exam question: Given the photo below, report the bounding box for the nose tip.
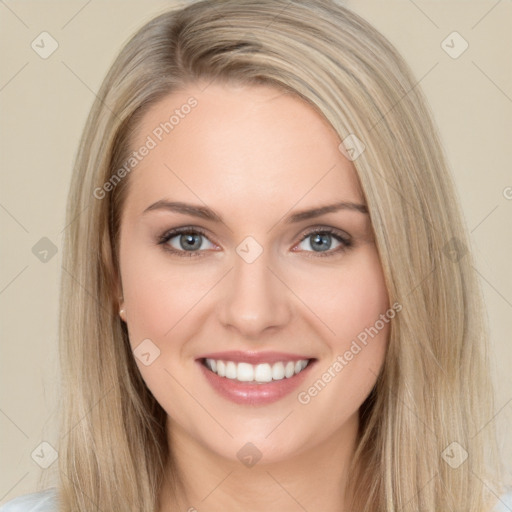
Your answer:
[217,249,292,337]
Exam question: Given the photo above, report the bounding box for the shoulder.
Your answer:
[0,488,58,512]
[494,488,512,511]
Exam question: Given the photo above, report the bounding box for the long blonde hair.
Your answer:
[58,1,500,510]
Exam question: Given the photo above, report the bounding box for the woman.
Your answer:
[1,0,509,510]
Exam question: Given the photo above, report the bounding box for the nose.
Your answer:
[217,246,292,339]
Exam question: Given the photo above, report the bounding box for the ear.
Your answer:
[115,278,127,322]
[111,267,124,311]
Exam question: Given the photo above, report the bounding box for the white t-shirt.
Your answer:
[1,487,512,510]
[0,488,56,511]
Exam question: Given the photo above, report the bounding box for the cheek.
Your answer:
[333,248,390,373]
[119,238,214,342]
[338,253,389,342]
[295,248,390,419]
[118,242,204,415]
[301,246,390,346]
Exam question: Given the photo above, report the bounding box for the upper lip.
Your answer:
[196,350,315,365]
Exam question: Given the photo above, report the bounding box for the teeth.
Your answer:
[237,362,254,382]
[254,363,272,383]
[204,358,311,383]
[272,362,285,380]
[217,360,225,377]
[285,361,295,378]
[225,361,237,379]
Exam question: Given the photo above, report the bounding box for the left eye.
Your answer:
[296,230,347,254]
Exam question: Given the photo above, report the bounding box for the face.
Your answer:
[117,82,390,466]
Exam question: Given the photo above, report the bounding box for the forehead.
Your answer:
[124,82,363,216]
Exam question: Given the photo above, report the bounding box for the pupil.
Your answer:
[312,233,330,252]
[181,234,201,250]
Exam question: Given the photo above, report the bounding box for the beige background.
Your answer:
[1,0,511,503]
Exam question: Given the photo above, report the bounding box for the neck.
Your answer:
[158,413,359,512]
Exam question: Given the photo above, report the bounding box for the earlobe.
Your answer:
[118,295,126,322]
[113,270,125,321]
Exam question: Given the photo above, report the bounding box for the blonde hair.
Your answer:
[58,1,501,510]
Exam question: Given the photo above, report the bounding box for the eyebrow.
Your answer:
[143,200,368,224]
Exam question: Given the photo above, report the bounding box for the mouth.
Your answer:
[195,351,317,405]
[199,357,315,384]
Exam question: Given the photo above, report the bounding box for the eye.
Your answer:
[157,226,352,258]
[294,227,352,257]
[158,227,216,257]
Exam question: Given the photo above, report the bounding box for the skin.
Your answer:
[116,82,390,512]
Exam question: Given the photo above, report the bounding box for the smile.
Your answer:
[202,358,312,383]
[196,352,317,405]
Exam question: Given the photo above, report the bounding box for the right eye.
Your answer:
[158,227,217,258]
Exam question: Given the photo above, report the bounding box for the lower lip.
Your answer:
[197,359,316,405]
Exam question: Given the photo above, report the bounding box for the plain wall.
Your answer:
[1,0,511,503]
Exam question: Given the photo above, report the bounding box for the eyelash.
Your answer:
[157,226,353,259]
